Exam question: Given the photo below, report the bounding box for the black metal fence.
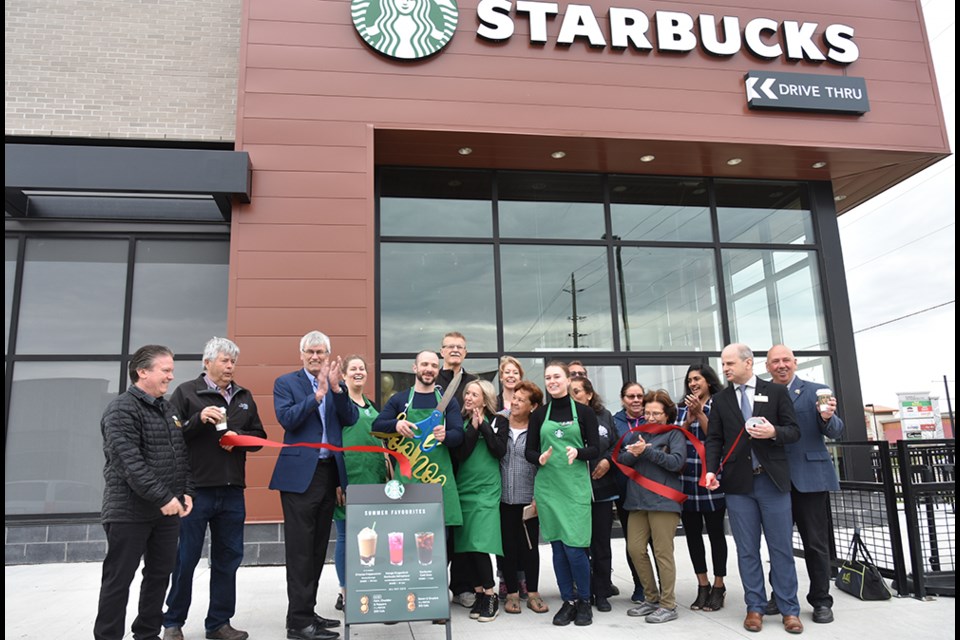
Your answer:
[815,439,955,599]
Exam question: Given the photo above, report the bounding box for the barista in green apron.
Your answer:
[525,361,600,627]
[332,355,386,610]
[454,379,506,622]
[371,350,464,527]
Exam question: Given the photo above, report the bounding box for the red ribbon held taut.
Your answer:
[220,434,412,478]
[611,420,709,504]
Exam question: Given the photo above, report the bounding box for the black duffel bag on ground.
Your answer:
[835,529,893,600]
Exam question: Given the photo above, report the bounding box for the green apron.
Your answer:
[454,415,503,554]
[386,389,462,526]
[334,397,387,521]
[534,397,592,547]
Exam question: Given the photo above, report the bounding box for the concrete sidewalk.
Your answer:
[4,536,954,639]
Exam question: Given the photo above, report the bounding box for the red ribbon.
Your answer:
[219,434,412,478]
[611,420,709,504]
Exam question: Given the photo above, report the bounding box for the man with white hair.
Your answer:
[271,331,357,640]
[163,337,266,640]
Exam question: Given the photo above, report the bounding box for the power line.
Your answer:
[845,221,955,271]
[853,299,955,333]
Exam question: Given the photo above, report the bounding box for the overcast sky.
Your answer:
[838,0,955,411]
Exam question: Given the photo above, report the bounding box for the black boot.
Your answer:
[704,586,726,612]
[552,601,577,626]
[690,585,711,610]
[574,599,593,626]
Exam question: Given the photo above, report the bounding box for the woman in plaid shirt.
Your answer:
[676,363,727,613]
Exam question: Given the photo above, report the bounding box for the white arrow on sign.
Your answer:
[745,77,778,101]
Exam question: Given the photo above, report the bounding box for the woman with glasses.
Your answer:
[525,361,600,627]
[611,382,647,603]
[620,389,685,624]
[677,363,728,612]
[455,379,507,623]
[569,377,618,613]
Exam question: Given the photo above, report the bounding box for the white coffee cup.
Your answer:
[816,389,833,412]
[215,407,228,431]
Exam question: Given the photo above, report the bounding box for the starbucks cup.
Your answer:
[215,406,228,431]
[816,389,833,411]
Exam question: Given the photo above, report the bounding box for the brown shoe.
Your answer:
[783,615,804,634]
[743,611,763,632]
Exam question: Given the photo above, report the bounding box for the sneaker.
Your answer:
[454,591,477,608]
[335,593,344,611]
[627,601,659,617]
[163,628,184,640]
[574,599,593,626]
[552,600,577,626]
[478,594,499,622]
[646,607,679,624]
[206,623,250,640]
[519,579,529,600]
[631,587,645,603]
[469,594,484,619]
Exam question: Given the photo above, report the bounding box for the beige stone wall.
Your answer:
[5,0,240,141]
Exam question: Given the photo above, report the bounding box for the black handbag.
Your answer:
[835,529,892,600]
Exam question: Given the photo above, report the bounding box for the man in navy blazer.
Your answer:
[765,345,844,624]
[270,331,357,640]
[705,343,802,635]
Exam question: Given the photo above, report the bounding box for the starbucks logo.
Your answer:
[351,0,458,60]
[384,479,406,500]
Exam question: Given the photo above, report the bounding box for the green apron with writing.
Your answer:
[534,398,592,547]
[454,415,503,554]
[389,389,462,526]
[334,397,387,521]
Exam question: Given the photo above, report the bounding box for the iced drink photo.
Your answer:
[388,532,404,566]
[358,526,377,567]
[415,531,434,566]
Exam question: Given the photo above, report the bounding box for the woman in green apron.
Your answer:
[331,355,387,611]
[524,361,600,627]
[454,379,506,622]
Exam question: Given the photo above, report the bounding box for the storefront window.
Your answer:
[723,249,828,351]
[379,243,497,353]
[380,168,492,237]
[498,172,604,240]
[129,240,229,353]
[617,247,721,351]
[16,239,128,354]
[500,244,614,351]
[716,180,813,244]
[610,176,712,242]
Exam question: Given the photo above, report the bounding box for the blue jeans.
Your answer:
[551,541,591,602]
[726,472,800,616]
[164,486,246,632]
[334,518,346,588]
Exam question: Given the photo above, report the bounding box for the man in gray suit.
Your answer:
[765,345,844,624]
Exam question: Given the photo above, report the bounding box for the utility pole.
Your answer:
[564,272,587,348]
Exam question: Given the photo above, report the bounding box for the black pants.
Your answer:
[792,489,834,608]
[280,460,337,628]
[449,551,472,595]
[94,517,181,640]
[463,551,496,590]
[590,501,615,596]
[499,503,540,593]
[681,508,728,577]
[614,497,643,590]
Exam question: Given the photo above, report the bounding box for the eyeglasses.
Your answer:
[570,371,587,378]
[644,410,665,419]
[624,394,644,400]
[302,349,329,357]
[441,344,465,351]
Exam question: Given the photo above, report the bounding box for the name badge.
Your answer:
[754,394,769,402]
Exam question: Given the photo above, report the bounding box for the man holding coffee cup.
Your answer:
[162,337,266,640]
[764,344,845,625]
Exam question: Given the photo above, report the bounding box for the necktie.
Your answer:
[739,384,752,421]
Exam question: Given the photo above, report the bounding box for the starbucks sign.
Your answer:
[351,0,459,60]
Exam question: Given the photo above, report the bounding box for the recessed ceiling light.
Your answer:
[458,147,473,156]
[551,151,566,159]
[726,158,743,166]
[640,155,655,162]
[531,182,547,190]
[693,188,706,195]
[769,191,784,198]
[812,161,827,169]
[612,185,627,193]
[448,179,462,187]
[834,194,847,202]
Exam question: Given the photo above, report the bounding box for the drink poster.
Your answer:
[344,482,449,626]
[897,393,944,440]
